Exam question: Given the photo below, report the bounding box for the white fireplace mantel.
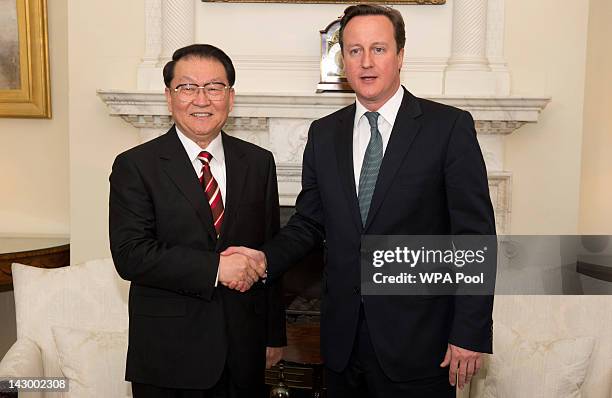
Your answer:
[98,89,549,234]
[98,90,549,134]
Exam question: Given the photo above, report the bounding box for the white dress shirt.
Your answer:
[176,127,226,286]
[353,85,404,193]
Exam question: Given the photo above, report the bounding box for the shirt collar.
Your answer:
[354,85,404,127]
[175,126,225,165]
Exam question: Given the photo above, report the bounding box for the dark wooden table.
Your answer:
[0,237,70,292]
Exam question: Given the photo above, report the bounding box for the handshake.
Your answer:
[218,247,268,292]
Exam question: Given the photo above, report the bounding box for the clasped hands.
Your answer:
[218,246,267,292]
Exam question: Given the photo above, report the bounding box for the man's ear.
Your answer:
[228,87,235,113]
[164,87,173,113]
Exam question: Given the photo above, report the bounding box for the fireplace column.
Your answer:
[447,0,489,72]
[160,0,195,64]
[137,0,195,90]
[445,0,502,95]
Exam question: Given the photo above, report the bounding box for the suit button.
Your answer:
[353,286,360,295]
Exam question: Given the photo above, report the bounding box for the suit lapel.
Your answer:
[334,103,364,233]
[159,127,218,242]
[216,132,247,249]
[364,88,423,231]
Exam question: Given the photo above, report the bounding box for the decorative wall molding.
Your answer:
[225,117,269,132]
[488,172,512,234]
[98,90,549,132]
[141,0,162,67]
[475,121,525,135]
[486,0,507,68]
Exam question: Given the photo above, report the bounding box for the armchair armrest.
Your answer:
[0,337,43,398]
[0,337,44,398]
[455,355,489,398]
[0,338,43,378]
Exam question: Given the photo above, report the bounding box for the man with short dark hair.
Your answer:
[225,5,495,397]
[109,44,286,398]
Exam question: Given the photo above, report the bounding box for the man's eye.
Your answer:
[350,48,361,55]
[182,85,196,91]
[374,47,385,54]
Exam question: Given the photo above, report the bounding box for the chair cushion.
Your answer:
[11,258,129,379]
[52,326,131,398]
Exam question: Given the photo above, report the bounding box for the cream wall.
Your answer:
[195,3,453,95]
[67,0,143,263]
[0,0,69,236]
[504,0,591,234]
[579,0,612,234]
[0,0,69,358]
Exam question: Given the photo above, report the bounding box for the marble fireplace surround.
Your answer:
[98,90,549,234]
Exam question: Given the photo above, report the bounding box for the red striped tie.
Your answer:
[198,151,224,236]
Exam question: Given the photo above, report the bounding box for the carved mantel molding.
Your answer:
[97,89,549,233]
[97,90,549,135]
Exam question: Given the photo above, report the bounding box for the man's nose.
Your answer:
[361,51,373,68]
[192,88,211,105]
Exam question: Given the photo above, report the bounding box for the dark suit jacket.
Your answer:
[109,127,286,389]
[263,88,495,382]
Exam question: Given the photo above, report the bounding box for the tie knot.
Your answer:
[198,151,213,164]
[364,112,379,130]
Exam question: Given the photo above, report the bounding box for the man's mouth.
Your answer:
[191,112,212,118]
[360,75,377,82]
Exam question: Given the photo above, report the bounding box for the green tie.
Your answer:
[358,112,383,225]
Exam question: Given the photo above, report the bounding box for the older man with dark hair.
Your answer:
[110,44,286,398]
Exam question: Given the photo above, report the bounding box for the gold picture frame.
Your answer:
[0,0,51,118]
[203,0,444,3]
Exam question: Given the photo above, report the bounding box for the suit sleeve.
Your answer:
[444,110,496,354]
[109,153,219,301]
[263,153,287,347]
[262,121,326,280]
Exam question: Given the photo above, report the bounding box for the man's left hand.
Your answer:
[440,343,483,390]
[266,347,284,369]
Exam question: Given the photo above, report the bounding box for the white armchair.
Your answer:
[458,296,612,398]
[0,259,131,398]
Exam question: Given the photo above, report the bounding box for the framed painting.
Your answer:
[203,0,444,3]
[0,0,50,118]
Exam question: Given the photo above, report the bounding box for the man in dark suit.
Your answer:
[109,44,286,398]
[224,5,495,398]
